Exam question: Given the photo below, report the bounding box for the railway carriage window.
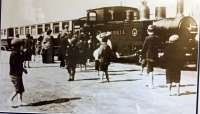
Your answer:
[88,12,97,21]
[4,29,7,35]
[37,25,43,34]
[20,27,24,35]
[31,26,36,35]
[113,11,126,21]
[134,12,139,20]
[45,24,50,32]
[15,28,19,35]
[95,9,104,22]
[7,28,14,37]
[62,22,69,30]
[129,12,134,20]
[53,23,59,33]
[25,27,30,34]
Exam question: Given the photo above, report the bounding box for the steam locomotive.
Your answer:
[83,2,198,65]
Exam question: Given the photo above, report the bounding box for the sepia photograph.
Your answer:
[0,0,199,114]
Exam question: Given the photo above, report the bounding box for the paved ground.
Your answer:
[0,51,198,114]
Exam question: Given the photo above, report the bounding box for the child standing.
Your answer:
[9,38,27,106]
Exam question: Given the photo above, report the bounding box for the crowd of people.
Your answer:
[8,24,186,106]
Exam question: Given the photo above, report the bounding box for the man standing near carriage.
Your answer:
[141,25,160,88]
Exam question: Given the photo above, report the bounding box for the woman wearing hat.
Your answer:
[164,34,184,96]
[142,25,160,88]
[97,32,114,82]
[9,38,28,106]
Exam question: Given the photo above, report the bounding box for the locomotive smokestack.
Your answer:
[155,7,166,19]
[177,0,184,17]
[140,0,150,20]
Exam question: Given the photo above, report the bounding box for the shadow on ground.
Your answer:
[74,78,100,81]
[109,73,127,76]
[101,79,141,83]
[24,97,81,107]
[157,84,196,88]
[109,69,140,72]
[31,65,59,68]
[179,91,197,96]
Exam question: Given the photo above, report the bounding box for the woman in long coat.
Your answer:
[164,34,184,96]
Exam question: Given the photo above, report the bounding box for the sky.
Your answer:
[1,0,200,28]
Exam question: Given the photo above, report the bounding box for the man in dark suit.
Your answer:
[142,25,160,88]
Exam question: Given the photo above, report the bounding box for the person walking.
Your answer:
[66,36,79,81]
[142,25,160,88]
[163,34,184,96]
[9,38,28,106]
[35,35,43,62]
[24,34,34,68]
[59,28,69,67]
[97,32,114,82]
[41,29,54,63]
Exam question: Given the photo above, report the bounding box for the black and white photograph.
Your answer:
[0,0,199,114]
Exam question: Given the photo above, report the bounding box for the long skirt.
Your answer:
[99,62,109,72]
[10,75,24,94]
[166,69,181,84]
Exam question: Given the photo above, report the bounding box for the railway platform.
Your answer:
[0,51,198,114]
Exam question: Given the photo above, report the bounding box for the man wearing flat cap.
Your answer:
[142,25,160,88]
